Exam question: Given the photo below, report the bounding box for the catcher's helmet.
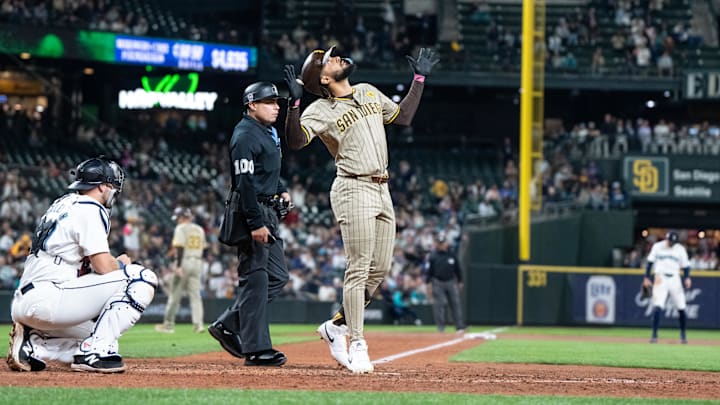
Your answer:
[242,81,280,105]
[300,47,336,97]
[666,231,679,245]
[67,157,125,192]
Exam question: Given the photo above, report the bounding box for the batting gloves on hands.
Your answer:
[283,65,304,104]
[406,48,440,77]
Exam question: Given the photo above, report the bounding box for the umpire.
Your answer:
[426,234,466,333]
[209,81,290,366]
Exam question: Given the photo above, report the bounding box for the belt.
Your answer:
[20,283,35,295]
[662,273,676,277]
[342,174,390,184]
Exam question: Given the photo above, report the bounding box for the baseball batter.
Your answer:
[643,231,691,343]
[7,157,157,373]
[156,207,207,333]
[283,47,438,373]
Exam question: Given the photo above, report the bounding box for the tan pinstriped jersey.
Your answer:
[172,223,206,259]
[300,83,400,177]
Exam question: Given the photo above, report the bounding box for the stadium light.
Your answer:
[645,100,656,109]
[391,95,401,102]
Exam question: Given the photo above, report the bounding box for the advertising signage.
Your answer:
[114,36,253,72]
[623,156,720,202]
[0,25,256,73]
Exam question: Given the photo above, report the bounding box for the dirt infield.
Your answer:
[2,332,719,400]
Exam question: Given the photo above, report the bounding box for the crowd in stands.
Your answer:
[546,113,720,159]
[2,106,720,315]
[619,230,719,271]
[266,0,433,69]
[465,0,704,76]
[0,0,249,44]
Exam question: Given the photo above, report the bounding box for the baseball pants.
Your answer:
[430,278,465,331]
[330,176,395,342]
[652,273,687,310]
[163,256,204,328]
[215,204,288,354]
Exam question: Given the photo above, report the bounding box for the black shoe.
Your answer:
[71,353,126,373]
[6,322,46,372]
[244,349,287,367]
[208,321,244,359]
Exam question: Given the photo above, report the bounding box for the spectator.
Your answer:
[657,50,673,76]
[591,47,606,75]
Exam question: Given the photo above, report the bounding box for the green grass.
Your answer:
[452,339,720,371]
[0,387,717,405]
[500,326,720,340]
[2,324,719,404]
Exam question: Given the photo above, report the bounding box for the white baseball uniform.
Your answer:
[11,193,156,363]
[647,240,690,310]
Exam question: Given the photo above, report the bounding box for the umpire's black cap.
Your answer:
[242,81,280,105]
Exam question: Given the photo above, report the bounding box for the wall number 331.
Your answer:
[526,270,547,287]
[234,159,254,174]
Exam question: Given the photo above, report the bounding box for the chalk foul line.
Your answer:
[372,327,507,365]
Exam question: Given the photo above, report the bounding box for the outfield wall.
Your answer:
[2,264,718,328]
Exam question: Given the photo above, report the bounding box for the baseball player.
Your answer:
[6,157,157,373]
[155,207,207,334]
[209,81,290,367]
[643,231,691,344]
[283,46,438,373]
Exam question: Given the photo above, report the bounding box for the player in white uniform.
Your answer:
[642,231,691,344]
[6,157,157,373]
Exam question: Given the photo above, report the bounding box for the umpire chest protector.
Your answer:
[231,115,282,196]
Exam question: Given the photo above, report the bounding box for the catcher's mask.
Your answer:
[68,156,125,208]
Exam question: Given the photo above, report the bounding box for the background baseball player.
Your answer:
[643,231,691,344]
[283,46,438,373]
[156,207,207,334]
[7,157,157,373]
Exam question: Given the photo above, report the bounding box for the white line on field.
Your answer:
[372,327,508,365]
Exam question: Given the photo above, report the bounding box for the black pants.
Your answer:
[215,205,289,353]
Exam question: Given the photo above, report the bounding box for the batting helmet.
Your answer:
[666,231,679,245]
[67,157,125,192]
[300,47,335,97]
[242,81,280,105]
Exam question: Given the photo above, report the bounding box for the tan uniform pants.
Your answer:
[331,176,395,341]
[164,256,204,328]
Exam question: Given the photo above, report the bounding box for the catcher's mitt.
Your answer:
[640,283,652,299]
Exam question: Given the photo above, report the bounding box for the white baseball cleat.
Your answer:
[316,320,349,367]
[347,339,373,374]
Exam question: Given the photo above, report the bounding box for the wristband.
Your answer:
[117,260,126,270]
[413,73,426,83]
